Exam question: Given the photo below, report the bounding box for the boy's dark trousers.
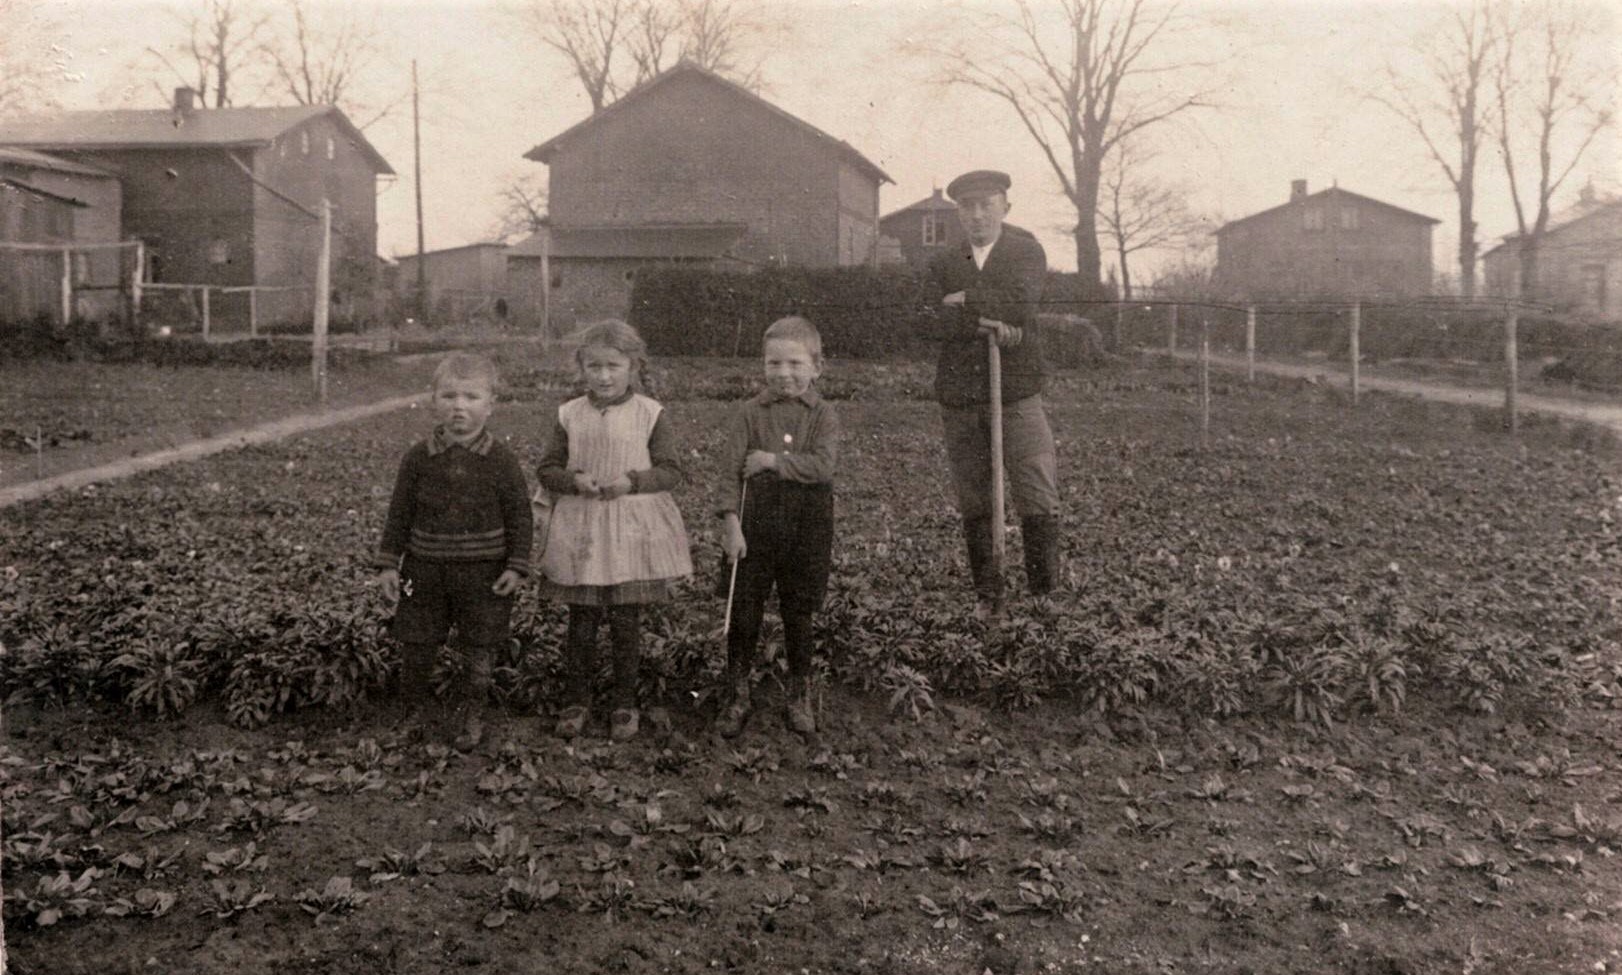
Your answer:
[564,605,642,708]
[722,476,833,688]
[391,556,510,722]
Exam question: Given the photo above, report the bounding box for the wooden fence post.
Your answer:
[248,288,258,338]
[1168,303,1178,356]
[60,247,72,325]
[201,286,211,340]
[1200,318,1211,448]
[1349,301,1361,403]
[313,199,332,403]
[1246,304,1256,382]
[1504,307,1519,433]
[1114,299,1124,352]
[131,242,144,328]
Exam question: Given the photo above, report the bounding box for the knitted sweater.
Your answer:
[376,426,533,574]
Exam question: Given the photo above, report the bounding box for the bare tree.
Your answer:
[144,0,269,108]
[490,171,550,241]
[917,0,1216,291]
[511,0,772,112]
[678,0,771,90]
[1096,138,1201,300]
[261,0,382,120]
[0,0,63,116]
[1491,0,1615,301]
[1371,0,1495,297]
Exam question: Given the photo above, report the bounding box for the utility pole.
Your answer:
[412,59,427,328]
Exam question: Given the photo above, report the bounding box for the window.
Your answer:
[1302,208,1325,231]
[1580,264,1607,312]
[208,239,230,265]
[326,137,335,160]
[1339,207,1359,230]
[300,131,309,155]
[550,271,563,289]
[923,214,946,246]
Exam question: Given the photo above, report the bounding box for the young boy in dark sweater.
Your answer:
[716,317,840,737]
[375,353,532,748]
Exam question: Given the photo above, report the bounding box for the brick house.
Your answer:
[879,188,963,269]
[522,61,891,328]
[392,242,513,323]
[1214,180,1438,298]
[0,148,124,322]
[1482,190,1622,320]
[0,89,393,327]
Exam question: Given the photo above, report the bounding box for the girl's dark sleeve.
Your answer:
[628,412,684,493]
[496,447,534,575]
[375,447,420,570]
[535,411,578,494]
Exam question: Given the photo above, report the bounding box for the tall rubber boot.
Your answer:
[962,515,1005,619]
[1021,515,1062,595]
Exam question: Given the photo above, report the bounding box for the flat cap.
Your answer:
[946,169,1011,201]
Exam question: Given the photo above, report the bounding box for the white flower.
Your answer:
[1216,556,1232,571]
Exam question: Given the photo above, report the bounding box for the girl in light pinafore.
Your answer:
[535,320,692,741]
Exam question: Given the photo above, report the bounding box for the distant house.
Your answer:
[0,148,124,322]
[522,60,891,328]
[392,242,513,323]
[1482,189,1622,320]
[1214,180,1438,298]
[0,88,394,327]
[879,188,962,269]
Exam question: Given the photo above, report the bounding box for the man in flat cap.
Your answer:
[927,169,1061,619]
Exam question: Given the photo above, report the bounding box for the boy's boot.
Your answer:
[962,516,1005,620]
[783,614,816,734]
[608,606,641,742]
[1021,515,1062,596]
[454,645,492,751]
[395,643,436,738]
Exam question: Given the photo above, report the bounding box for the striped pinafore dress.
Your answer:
[539,394,693,605]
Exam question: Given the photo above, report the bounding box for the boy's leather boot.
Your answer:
[1021,515,1062,595]
[962,516,1005,619]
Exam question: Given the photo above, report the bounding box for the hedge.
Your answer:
[628,265,937,360]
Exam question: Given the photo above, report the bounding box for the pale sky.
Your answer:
[22,0,1622,281]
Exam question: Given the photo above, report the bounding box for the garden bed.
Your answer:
[2,358,1620,974]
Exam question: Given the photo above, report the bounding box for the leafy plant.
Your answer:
[6,868,101,927]
[296,875,369,923]
[103,887,178,919]
[482,857,561,928]
[881,664,936,722]
[202,879,274,919]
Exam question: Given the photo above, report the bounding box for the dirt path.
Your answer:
[1181,350,1622,433]
[0,393,426,509]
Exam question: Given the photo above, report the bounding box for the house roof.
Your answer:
[523,223,749,260]
[0,105,394,175]
[393,242,509,263]
[1,176,90,208]
[881,189,957,222]
[1481,197,1622,259]
[1215,186,1439,235]
[523,61,891,186]
[0,147,115,178]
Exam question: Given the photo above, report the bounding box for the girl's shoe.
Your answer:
[785,693,816,735]
[554,705,589,739]
[609,708,640,742]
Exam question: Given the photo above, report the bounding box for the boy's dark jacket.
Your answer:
[926,223,1048,407]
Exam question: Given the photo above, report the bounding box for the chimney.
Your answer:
[1290,179,1308,202]
[173,87,196,112]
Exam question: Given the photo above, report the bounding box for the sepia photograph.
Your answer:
[1,0,1619,971]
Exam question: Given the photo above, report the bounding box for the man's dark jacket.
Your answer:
[926,224,1048,407]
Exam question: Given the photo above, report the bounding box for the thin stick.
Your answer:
[987,332,1006,574]
[722,478,748,638]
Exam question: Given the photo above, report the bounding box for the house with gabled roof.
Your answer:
[879,188,963,270]
[1482,186,1622,320]
[1214,180,1439,298]
[0,88,394,327]
[521,60,891,328]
